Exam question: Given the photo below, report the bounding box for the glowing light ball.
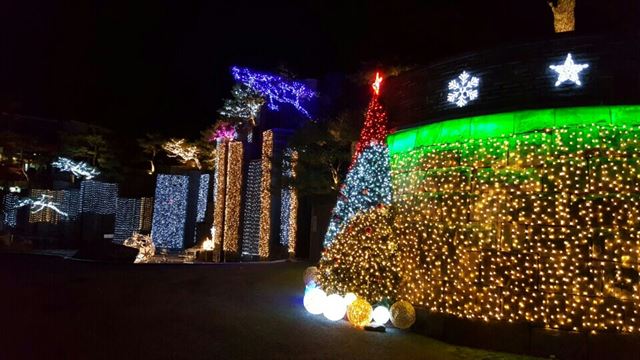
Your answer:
[303,288,326,315]
[347,297,372,327]
[305,280,317,292]
[323,294,347,321]
[390,300,416,329]
[344,292,357,305]
[372,306,390,325]
[303,266,319,285]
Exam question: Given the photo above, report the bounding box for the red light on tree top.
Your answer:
[372,72,383,96]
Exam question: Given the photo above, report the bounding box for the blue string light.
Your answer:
[231,66,316,118]
[324,144,392,246]
[80,180,118,215]
[3,193,19,227]
[151,175,189,250]
[196,174,210,223]
[114,198,142,243]
[241,160,262,256]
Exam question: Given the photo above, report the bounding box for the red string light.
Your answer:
[352,72,388,162]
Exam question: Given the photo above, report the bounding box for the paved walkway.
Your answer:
[0,254,538,359]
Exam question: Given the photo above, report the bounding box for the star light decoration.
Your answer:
[549,53,589,87]
[231,66,316,118]
[372,72,383,96]
[16,194,68,217]
[52,157,100,180]
[447,71,480,107]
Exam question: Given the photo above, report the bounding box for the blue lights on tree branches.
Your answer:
[231,66,316,118]
[324,144,392,246]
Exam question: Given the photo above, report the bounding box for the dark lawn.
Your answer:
[0,254,539,360]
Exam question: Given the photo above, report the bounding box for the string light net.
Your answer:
[319,206,399,303]
[386,105,640,333]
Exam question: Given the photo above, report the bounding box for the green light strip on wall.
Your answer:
[387,105,640,155]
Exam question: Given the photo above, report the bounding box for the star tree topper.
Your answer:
[372,72,383,96]
[549,53,589,87]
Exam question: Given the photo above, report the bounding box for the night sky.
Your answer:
[1,0,637,137]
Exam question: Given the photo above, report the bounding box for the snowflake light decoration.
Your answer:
[549,53,589,87]
[231,66,316,118]
[52,157,100,180]
[447,71,480,107]
[16,194,69,217]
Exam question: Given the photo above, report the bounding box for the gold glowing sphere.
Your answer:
[303,266,319,285]
[347,297,373,327]
[390,300,416,329]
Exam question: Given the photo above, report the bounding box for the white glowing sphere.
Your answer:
[372,306,391,325]
[303,288,327,315]
[323,294,347,321]
[344,292,357,305]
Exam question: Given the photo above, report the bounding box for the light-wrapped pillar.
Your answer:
[258,130,273,259]
[223,141,243,258]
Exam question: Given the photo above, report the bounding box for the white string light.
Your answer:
[52,157,100,179]
[549,53,589,87]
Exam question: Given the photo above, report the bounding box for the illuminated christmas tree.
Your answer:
[323,72,392,246]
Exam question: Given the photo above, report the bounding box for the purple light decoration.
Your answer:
[231,66,316,118]
[211,125,237,142]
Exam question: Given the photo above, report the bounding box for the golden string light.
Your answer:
[223,141,244,255]
[259,130,274,259]
[162,138,202,169]
[213,141,228,253]
[288,150,299,255]
[321,121,640,333]
[28,189,66,224]
[548,0,575,33]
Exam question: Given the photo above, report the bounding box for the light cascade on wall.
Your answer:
[151,174,189,250]
[375,105,640,334]
[138,197,154,232]
[114,198,142,243]
[80,180,118,215]
[61,189,81,220]
[222,141,244,255]
[259,130,274,259]
[231,66,316,118]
